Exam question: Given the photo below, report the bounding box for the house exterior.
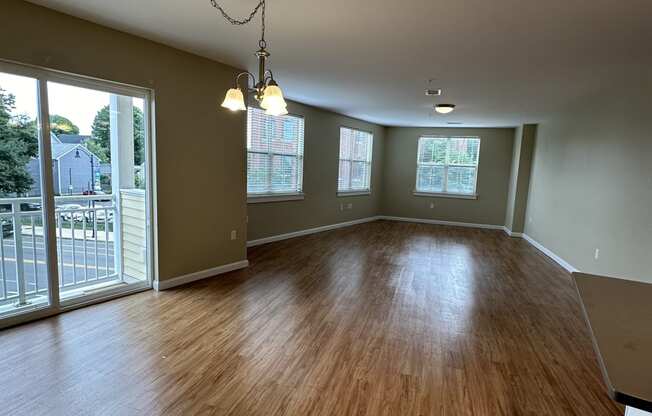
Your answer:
[25,133,104,196]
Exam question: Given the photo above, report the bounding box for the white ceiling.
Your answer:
[28,0,652,127]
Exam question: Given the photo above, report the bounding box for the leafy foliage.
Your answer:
[49,114,80,136]
[90,105,145,165]
[0,88,38,196]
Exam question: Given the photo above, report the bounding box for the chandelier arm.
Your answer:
[236,71,257,88]
[263,69,274,84]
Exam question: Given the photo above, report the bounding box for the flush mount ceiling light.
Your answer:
[211,0,288,116]
[434,104,456,114]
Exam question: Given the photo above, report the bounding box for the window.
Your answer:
[415,136,481,197]
[247,107,304,197]
[338,127,373,194]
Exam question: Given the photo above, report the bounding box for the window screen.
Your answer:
[338,127,373,192]
[247,107,304,195]
[415,136,480,195]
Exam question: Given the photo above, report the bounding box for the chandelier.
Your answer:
[210,0,288,116]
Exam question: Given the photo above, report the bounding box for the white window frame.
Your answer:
[337,126,373,196]
[414,136,481,199]
[246,107,305,203]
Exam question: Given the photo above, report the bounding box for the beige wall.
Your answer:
[381,127,515,226]
[1,0,247,281]
[247,100,385,241]
[525,75,652,283]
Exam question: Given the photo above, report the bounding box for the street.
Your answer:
[0,235,115,296]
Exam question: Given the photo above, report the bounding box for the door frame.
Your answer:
[0,58,158,329]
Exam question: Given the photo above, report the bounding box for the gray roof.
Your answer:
[51,143,78,159]
[57,134,91,144]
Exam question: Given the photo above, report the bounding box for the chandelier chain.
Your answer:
[208,0,266,44]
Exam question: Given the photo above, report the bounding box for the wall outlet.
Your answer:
[347,203,353,210]
[594,248,600,260]
[340,203,344,211]
[230,230,237,240]
[429,202,435,209]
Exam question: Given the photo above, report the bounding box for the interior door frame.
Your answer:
[0,58,158,329]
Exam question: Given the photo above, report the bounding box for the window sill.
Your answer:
[413,191,478,200]
[247,193,305,204]
[337,190,371,197]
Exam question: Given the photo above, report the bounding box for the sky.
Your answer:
[0,72,143,135]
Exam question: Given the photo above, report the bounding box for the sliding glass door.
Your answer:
[0,60,154,325]
[46,81,150,303]
[0,70,52,317]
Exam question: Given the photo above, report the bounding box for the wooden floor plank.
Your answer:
[0,221,623,415]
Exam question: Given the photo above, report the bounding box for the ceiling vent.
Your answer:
[425,89,442,96]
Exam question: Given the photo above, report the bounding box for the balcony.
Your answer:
[0,192,146,314]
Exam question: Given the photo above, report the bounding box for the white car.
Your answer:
[57,204,84,222]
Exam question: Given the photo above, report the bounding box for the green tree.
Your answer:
[0,88,38,196]
[49,114,80,136]
[90,105,144,165]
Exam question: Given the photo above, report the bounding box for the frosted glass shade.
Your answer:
[435,104,456,114]
[221,88,246,111]
[260,84,288,115]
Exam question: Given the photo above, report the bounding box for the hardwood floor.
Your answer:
[0,221,622,415]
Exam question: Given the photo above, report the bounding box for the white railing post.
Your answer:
[110,94,134,282]
[11,201,27,306]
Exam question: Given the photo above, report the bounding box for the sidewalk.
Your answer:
[19,225,115,242]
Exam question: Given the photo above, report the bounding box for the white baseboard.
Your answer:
[502,226,523,237]
[521,233,577,273]
[154,260,249,291]
[379,216,504,230]
[246,216,381,247]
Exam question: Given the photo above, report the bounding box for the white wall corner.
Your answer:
[154,259,249,291]
[502,226,523,238]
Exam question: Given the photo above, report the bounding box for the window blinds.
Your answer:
[415,136,481,195]
[247,107,305,195]
[338,127,373,192]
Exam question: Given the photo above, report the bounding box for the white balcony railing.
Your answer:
[0,195,117,308]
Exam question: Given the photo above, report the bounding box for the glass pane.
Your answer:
[350,161,369,190]
[338,160,351,191]
[352,131,371,161]
[271,155,297,192]
[448,138,480,165]
[0,71,50,316]
[419,138,446,164]
[339,128,353,159]
[447,166,477,194]
[47,81,148,302]
[416,165,445,193]
[247,152,269,193]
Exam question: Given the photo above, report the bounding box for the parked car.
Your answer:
[87,209,113,223]
[1,219,12,238]
[57,204,84,222]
